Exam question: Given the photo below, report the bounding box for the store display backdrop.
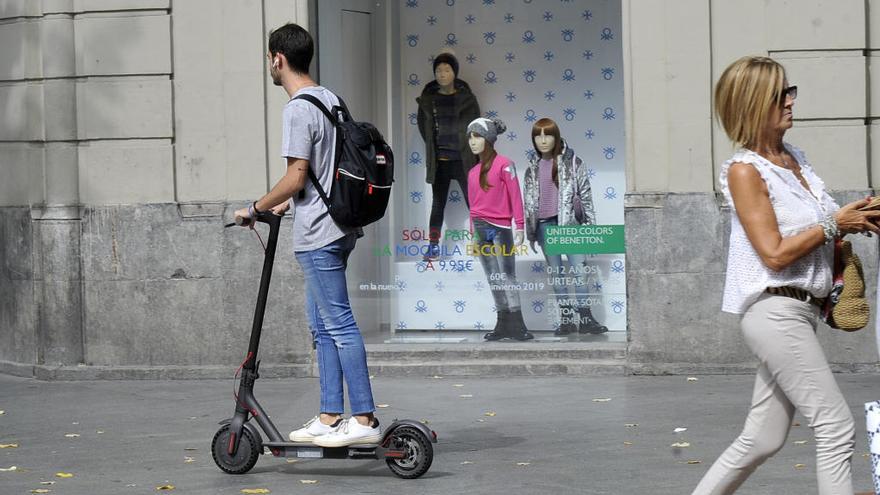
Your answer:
[380,0,624,333]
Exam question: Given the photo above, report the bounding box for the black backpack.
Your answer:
[294,94,394,228]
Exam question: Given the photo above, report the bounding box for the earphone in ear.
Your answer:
[273,59,280,69]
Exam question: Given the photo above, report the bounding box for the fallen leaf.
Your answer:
[477,419,485,423]
[40,481,55,485]
[126,484,137,487]
[687,377,699,382]
[0,443,19,449]
[183,448,198,451]
[686,460,702,465]
[484,412,496,417]
[376,404,390,408]
[96,430,104,434]
[792,422,801,427]
[516,462,530,466]
[592,398,612,402]
[188,417,197,420]
[0,410,5,415]
[30,490,50,494]
[864,453,870,459]
[368,375,375,379]
[623,441,633,446]
[71,422,79,425]
[671,442,691,448]
[624,423,638,428]
[794,463,806,469]
[156,484,175,490]
[461,461,473,465]
[299,480,318,484]
[432,375,443,379]
[0,466,17,472]
[183,457,195,463]
[453,384,464,388]
[55,472,74,478]
[459,394,473,398]
[420,419,430,425]
[63,434,79,438]
[673,427,688,433]
[793,440,807,445]
[241,489,271,494]
[286,459,299,464]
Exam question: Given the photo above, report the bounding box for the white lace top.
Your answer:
[720,143,839,314]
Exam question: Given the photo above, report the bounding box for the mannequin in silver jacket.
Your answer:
[523,118,607,335]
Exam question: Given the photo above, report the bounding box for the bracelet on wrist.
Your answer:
[819,214,838,243]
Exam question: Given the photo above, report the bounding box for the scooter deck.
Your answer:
[262,441,402,460]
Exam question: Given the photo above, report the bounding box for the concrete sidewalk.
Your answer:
[0,373,877,494]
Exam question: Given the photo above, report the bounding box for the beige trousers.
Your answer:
[692,293,855,495]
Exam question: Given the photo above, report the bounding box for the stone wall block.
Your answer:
[765,0,864,50]
[786,123,868,190]
[42,80,77,141]
[654,194,725,274]
[0,83,45,142]
[74,14,171,76]
[75,78,172,140]
[774,52,865,120]
[78,141,174,204]
[74,0,169,12]
[41,15,76,78]
[624,206,658,274]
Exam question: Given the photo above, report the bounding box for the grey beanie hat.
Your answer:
[466,117,507,145]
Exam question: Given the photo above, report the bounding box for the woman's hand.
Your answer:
[833,198,880,235]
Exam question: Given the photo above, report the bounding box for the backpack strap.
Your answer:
[292,93,345,207]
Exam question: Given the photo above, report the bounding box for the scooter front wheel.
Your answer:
[212,424,260,474]
[385,426,433,479]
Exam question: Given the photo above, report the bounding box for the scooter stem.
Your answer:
[244,211,282,370]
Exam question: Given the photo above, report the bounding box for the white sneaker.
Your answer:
[289,416,342,443]
[313,417,381,447]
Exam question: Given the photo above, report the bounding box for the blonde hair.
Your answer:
[714,56,786,149]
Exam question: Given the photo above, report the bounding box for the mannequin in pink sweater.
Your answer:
[466,117,533,341]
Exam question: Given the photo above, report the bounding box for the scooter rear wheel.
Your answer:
[385,426,433,479]
[212,424,260,474]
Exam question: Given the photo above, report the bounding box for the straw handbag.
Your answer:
[822,240,869,331]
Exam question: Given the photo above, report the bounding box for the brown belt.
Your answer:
[765,286,826,308]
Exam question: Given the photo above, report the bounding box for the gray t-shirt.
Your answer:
[282,86,357,251]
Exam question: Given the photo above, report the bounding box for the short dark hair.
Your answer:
[268,23,314,74]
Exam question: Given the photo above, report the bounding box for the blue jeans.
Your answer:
[295,233,375,416]
[536,217,589,308]
[472,218,521,312]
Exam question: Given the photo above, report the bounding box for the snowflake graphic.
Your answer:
[582,9,593,21]
[603,146,616,160]
[474,321,485,330]
[454,300,466,313]
[561,29,575,42]
[584,90,594,100]
[466,53,477,64]
[411,191,424,203]
[585,129,595,140]
[506,131,517,141]
[604,187,617,200]
[406,34,419,47]
[611,300,625,314]
[505,52,516,63]
[587,167,596,179]
[544,90,556,101]
[583,50,594,60]
[427,15,438,25]
[523,69,536,83]
[466,14,477,24]
[406,0,417,7]
[544,50,554,61]
[396,278,408,291]
[473,281,484,292]
[435,321,446,330]
[531,261,545,273]
[483,0,495,5]
[543,11,553,21]
[592,281,603,292]
[504,13,514,23]
[505,91,517,102]
[563,107,576,121]
[435,281,445,291]
[532,300,545,313]
[397,321,407,330]
[524,148,537,161]
[602,67,615,80]
[485,109,498,118]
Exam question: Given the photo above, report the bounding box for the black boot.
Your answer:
[505,309,534,341]
[554,305,577,336]
[578,307,608,334]
[484,311,507,341]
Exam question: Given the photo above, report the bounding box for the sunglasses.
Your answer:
[777,85,797,102]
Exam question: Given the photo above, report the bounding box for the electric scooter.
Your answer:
[212,210,436,479]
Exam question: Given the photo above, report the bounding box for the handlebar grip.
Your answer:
[235,216,253,227]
